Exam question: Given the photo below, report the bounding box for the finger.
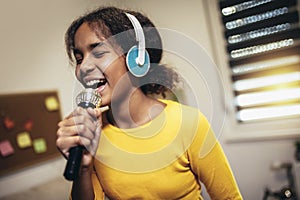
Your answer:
[80,134,99,154]
[59,115,96,132]
[56,135,81,151]
[94,122,101,145]
[80,137,93,148]
[57,125,79,137]
[100,106,110,113]
[57,126,76,138]
[86,107,100,119]
[58,108,86,126]
[58,118,76,127]
[87,106,109,119]
[57,123,95,142]
[56,133,95,153]
[64,107,84,119]
[88,121,102,156]
[85,108,103,129]
[76,124,95,140]
[60,108,99,130]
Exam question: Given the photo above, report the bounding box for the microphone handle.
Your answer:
[63,145,84,181]
[63,101,96,181]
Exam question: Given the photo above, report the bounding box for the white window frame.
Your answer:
[203,0,300,142]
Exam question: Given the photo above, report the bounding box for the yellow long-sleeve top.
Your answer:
[88,100,242,199]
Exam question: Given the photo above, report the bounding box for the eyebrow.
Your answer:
[90,42,104,50]
[73,42,105,54]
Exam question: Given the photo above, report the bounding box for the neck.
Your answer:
[106,89,165,129]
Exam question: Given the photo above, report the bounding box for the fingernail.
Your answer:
[100,106,109,112]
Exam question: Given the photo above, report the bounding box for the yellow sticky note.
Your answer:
[45,96,59,111]
[33,138,47,154]
[17,132,32,149]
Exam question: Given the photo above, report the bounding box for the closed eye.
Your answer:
[92,50,109,59]
[92,51,105,58]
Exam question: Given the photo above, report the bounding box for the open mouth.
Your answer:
[85,79,107,91]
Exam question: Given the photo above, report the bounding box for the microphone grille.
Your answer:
[75,88,102,108]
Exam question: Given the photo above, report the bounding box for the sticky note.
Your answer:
[16,132,32,148]
[33,138,47,154]
[3,117,15,130]
[23,119,33,131]
[0,140,14,157]
[45,96,59,111]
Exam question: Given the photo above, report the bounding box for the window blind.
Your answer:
[219,0,300,122]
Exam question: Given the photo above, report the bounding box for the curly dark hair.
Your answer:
[65,6,179,97]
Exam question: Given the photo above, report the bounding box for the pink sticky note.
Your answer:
[0,140,14,157]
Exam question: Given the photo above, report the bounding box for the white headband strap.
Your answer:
[125,12,146,66]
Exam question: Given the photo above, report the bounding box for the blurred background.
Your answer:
[0,0,299,199]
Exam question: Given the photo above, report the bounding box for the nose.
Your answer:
[80,57,96,74]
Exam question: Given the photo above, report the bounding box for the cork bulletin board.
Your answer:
[0,91,62,176]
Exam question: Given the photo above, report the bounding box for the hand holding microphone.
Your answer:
[56,88,107,181]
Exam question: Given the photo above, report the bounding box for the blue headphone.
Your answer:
[125,13,150,77]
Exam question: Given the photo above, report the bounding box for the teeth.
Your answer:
[86,80,100,87]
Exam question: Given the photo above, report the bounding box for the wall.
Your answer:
[0,0,299,199]
[0,0,104,197]
[204,1,300,200]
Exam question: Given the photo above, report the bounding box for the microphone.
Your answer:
[63,88,102,181]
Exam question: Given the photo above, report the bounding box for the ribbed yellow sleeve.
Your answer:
[188,113,243,199]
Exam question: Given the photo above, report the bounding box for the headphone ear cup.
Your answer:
[126,45,150,77]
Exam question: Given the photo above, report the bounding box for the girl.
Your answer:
[56,6,242,200]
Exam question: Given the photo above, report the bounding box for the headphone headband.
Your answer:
[125,13,146,66]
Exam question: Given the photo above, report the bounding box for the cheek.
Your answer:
[100,58,117,73]
[105,57,127,77]
[101,53,125,74]
[75,67,81,81]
